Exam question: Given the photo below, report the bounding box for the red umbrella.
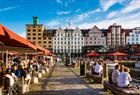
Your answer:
[107,52,128,56]
[135,53,140,56]
[86,52,100,57]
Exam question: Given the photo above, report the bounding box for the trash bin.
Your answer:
[80,62,85,76]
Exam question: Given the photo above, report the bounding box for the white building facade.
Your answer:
[53,27,84,54]
[126,27,140,45]
[84,26,106,46]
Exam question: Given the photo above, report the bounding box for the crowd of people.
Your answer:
[89,59,132,88]
[0,56,53,94]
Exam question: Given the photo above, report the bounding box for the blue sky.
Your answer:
[0,0,140,38]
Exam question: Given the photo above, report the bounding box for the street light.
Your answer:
[68,0,72,65]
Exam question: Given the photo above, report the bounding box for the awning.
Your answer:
[86,52,100,57]
[0,24,5,36]
[0,24,37,50]
[107,52,128,56]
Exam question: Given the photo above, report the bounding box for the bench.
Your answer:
[103,81,140,95]
[86,72,102,83]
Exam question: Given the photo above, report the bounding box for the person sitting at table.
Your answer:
[6,63,12,74]
[94,62,103,75]
[118,67,132,87]
[111,64,120,85]
[91,62,96,75]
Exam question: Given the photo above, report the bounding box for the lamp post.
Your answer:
[68,0,72,65]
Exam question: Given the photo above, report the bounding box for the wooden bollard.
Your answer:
[103,63,108,81]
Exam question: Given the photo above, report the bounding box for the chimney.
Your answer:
[33,16,39,25]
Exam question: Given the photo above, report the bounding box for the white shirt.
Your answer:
[112,69,120,84]
[118,72,132,87]
[5,74,15,86]
[94,63,103,73]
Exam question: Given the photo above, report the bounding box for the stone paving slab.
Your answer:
[25,63,112,95]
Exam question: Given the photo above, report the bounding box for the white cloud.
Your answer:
[121,0,140,13]
[18,31,26,38]
[75,8,101,22]
[77,11,140,29]
[0,6,19,11]
[106,1,140,21]
[57,11,70,15]
[106,11,118,19]
[56,0,62,4]
[100,0,125,11]
[47,20,61,28]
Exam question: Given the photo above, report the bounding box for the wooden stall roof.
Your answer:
[0,24,37,50]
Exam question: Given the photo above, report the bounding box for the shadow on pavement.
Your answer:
[24,88,103,95]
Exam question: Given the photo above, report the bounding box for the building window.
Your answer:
[38,33,41,36]
[43,37,46,40]
[33,37,36,40]
[71,38,73,40]
[27,37,31,39]
[43,45,46,48]
[132,38,134,41]
[49,41,51,44]
[27,33,31,35]
[44,41,46,43]
[33,33,36,36]
[38,37,41,40]
[136,38,138,41]
[94,38,96,40]
[48,37,51,40]
[27,29,31,32]
[90,41,92,44]
[49,45,51,48]
[38,41,41,43]
[90,38,92,40]
[33,29,36,32]
[38,29,41,32]
[61,42,63,44]
[132,34,134,37]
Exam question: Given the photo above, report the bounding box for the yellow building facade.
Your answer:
[26,17,53,51]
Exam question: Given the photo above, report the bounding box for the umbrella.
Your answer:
[107,52,128,56]
[135,53,140,56]
[86,52,100,57]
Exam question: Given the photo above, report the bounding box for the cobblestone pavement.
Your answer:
[26,63,106,95]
